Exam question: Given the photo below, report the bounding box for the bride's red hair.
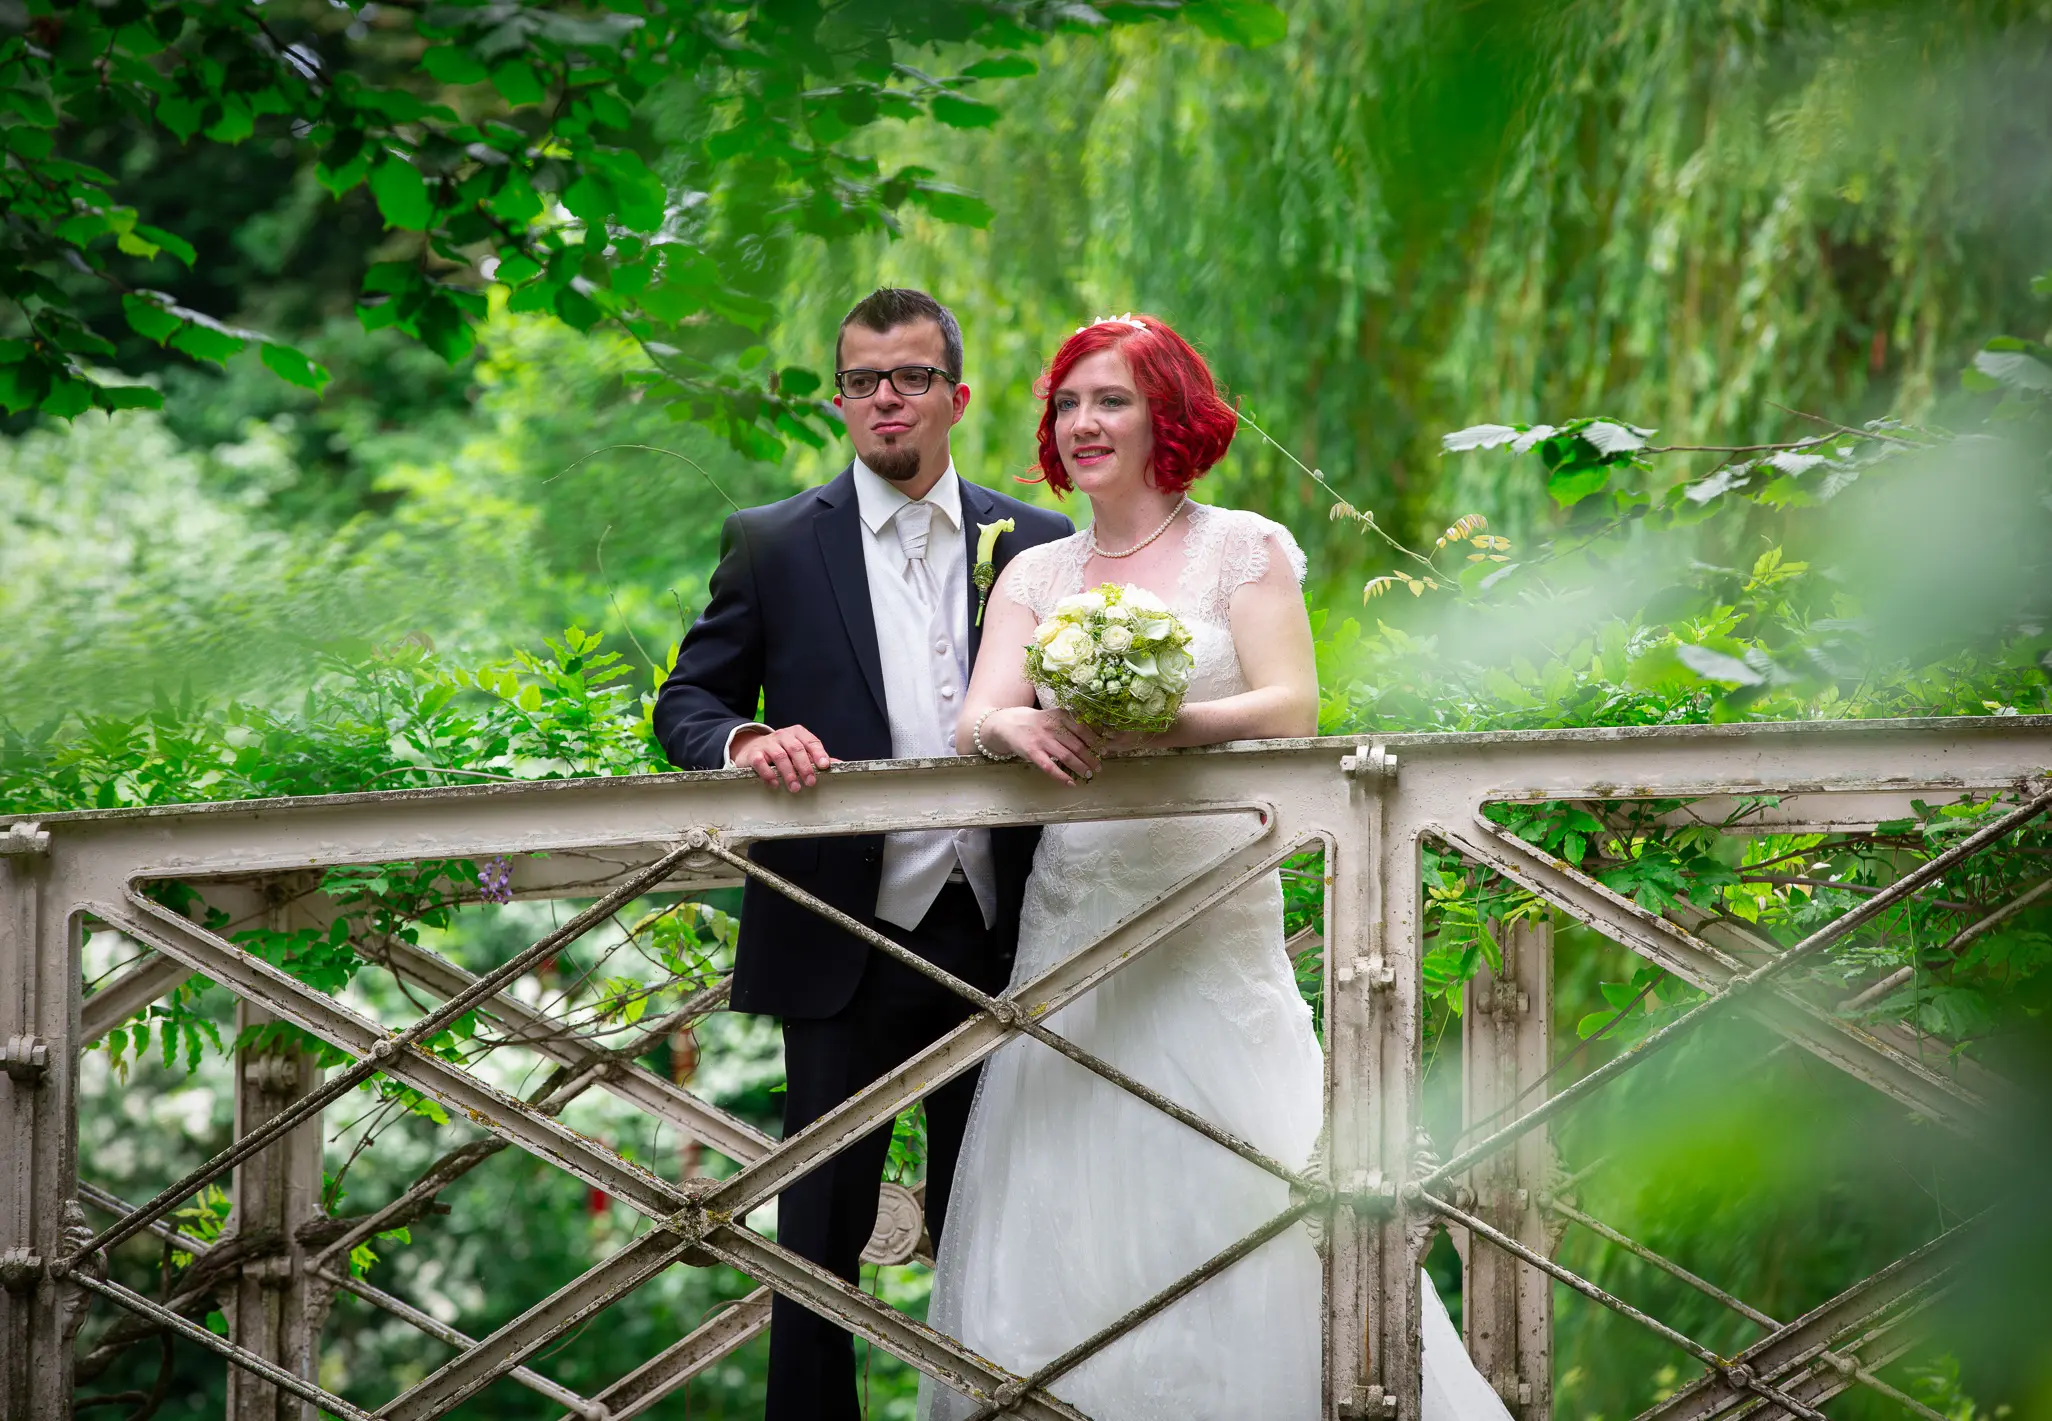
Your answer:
[1031,315,1237,495]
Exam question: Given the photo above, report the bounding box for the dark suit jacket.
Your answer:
[653,464,1073,1019]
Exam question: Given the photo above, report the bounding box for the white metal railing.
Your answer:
[3,716,2047,1419]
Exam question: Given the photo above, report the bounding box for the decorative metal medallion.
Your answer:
[860,1182,925,1266]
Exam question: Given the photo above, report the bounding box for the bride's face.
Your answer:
[1053,348,1155,497]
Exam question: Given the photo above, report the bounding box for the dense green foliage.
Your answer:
[3,0,1279,441]
[8,0,2052,1416]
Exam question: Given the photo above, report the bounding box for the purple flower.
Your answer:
[477,856,514,905]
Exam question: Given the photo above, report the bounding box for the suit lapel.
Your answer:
[960,479,995,667]
[813,467,888,720]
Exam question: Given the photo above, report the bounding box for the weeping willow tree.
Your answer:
[770,0,2052,604]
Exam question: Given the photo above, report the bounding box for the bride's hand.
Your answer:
[1098,728,1156,755]
[983,707,1104,786]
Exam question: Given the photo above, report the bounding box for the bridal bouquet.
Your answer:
[1024,583,1195,734]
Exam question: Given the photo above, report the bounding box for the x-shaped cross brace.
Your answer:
[73,812,1342,1420]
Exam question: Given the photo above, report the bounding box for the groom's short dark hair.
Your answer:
[836,287,964,382]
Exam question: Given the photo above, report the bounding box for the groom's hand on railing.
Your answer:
[731,725,835,792]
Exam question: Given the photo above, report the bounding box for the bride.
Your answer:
[921,314,1511,1420]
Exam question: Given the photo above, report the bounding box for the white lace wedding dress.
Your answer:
[920,503,1510,1421]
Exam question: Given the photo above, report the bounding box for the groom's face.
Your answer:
[834,319,970,490]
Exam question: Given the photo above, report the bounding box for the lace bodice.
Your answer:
[1002,501,1308,707]
[994,500,1313,1030]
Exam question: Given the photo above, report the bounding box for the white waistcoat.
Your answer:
[852,459,997,931]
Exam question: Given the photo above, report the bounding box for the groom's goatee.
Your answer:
[869,446,922,482]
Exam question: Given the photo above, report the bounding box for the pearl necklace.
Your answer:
[1089,497,1186,559]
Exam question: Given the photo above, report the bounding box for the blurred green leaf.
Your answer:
[370,157,434,231]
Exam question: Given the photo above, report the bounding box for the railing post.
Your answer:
[1459,918,1554,1419]
[0,824,82,1421]
[225,887,330,1421]
[1327,747,1422,1420]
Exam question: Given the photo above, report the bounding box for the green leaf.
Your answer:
[554,284,604,331]
[960,56,1038,79]
[1675,644,1764,687]
[930,94,1001,129]
[261,343,332,395]
[156,95,206,143]
[357,299,404,333]
[2,86,56,127]
[490,62,547,108]
[121,293,183,344]
[40,375,94,420]
[584,90,633,130]
[1576,1010,1619,1040]
[705,126,754,161]
[777,366,822,397]
[46,321,116,358]
[55,212,113,246]
[353,88,434,124]
[1182,0,1289,47]
[317,148,372,198]
[486,166,544,223]
[1971,342,2052,393]
[560,173,614,227]
[492,251,543,285]
[910,186,994,228]
[92,383,164,412]
[708,289,773,332]
[422,46,490,85]
[203,97,255,144]
[1545,458,1610,506]
[415,295,478,363]
[0,359,50,414]
[587,151,666,230]
[370,158,434,231]
[639,281,703,323]
[2,125,54,160]
[362,261,418,296]
[170,323,247,366]
[1441,423,1520,453]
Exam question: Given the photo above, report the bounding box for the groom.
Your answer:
[653,288,1070,1419]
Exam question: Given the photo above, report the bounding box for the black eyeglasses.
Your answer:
[833,365,956,399]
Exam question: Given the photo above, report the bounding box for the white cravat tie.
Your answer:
[895,500,941,608]
[880,497,980,913]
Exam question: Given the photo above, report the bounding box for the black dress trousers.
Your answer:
[765,882,1012,1421]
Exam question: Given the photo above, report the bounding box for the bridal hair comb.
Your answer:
[1075,313,1149,333]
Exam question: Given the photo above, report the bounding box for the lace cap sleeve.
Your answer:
[999,536,1085,621]
[1219,509,1309,593]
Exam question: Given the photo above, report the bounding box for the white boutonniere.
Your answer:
[972,518,1014,625]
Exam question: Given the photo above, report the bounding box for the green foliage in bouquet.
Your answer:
[1022,582,1195,734]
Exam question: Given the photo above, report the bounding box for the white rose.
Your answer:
[1054,591,1107,618]
[1099,623,1135,653]
[1121,586,1169,616]
[1033,617,1066,646]
[1068,662,1098,687]
[1157,650,1193,691]
[1139,686,1169,714]
[1103,602,1134,623]
[1041,624,1095,673]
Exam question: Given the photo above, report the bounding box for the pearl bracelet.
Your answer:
[972,708,1015,762]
